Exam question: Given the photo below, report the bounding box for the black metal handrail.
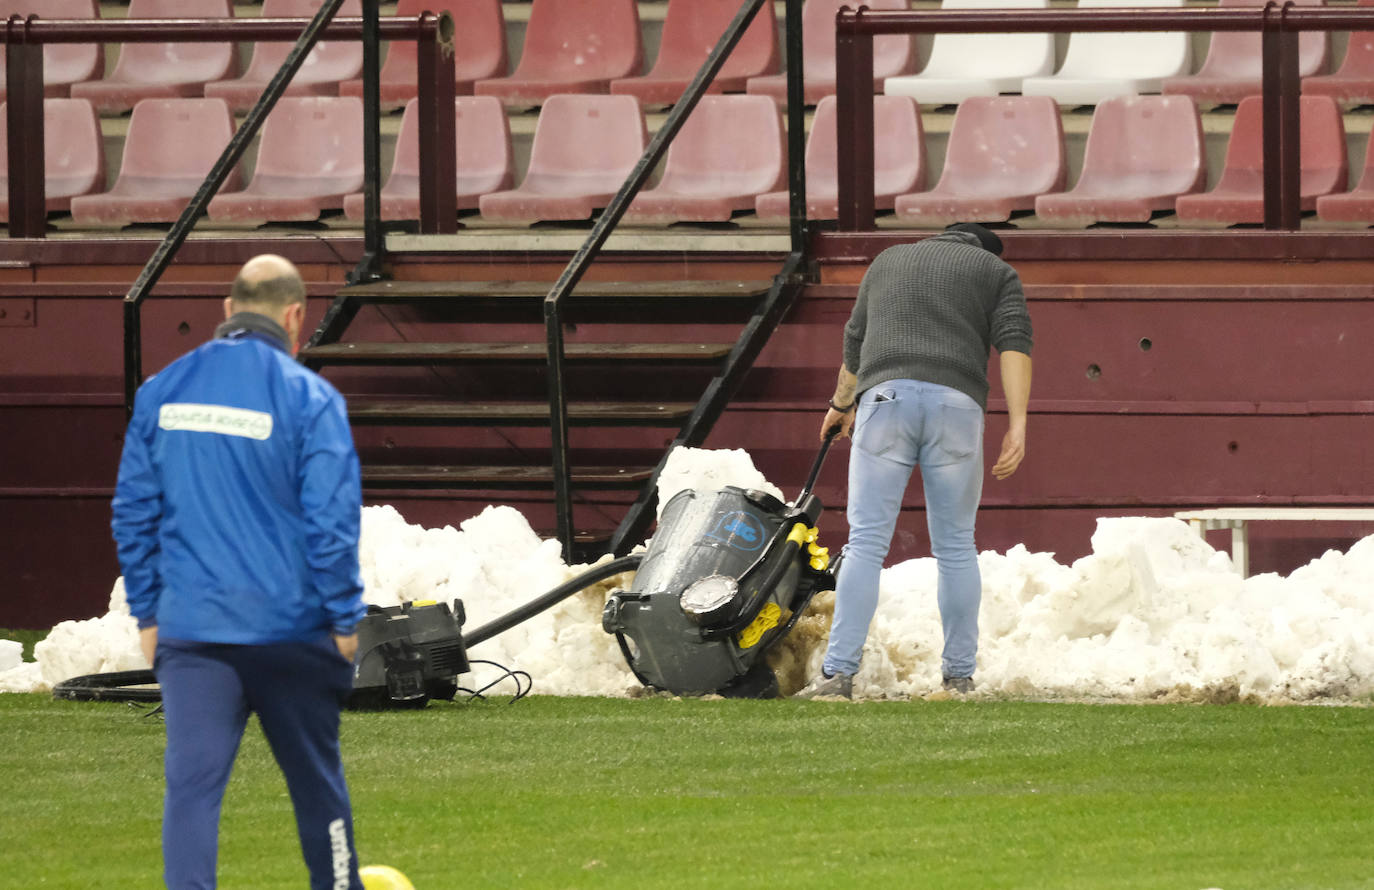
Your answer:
[540,0,808,560]
[7,9,462,413]
[832,2,1374,233]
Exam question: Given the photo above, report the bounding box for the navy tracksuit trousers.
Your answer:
[155,635,364,890]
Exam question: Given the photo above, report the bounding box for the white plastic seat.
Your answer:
[1021,0,1191,106]
[883,0,1053,105]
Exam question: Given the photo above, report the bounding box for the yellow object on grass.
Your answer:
[361,864,416,890]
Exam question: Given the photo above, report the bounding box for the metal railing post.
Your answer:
[354,0,385,282]
[835,7,875,232]
[785,0,807,253]
[1278,1,1302,231]
[416,11,457,235]
[1261,2,1282,229]
[5,16,45,239]
[120,0,357,412]
[543,0,771,559]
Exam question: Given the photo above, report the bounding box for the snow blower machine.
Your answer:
[599,435,840,698]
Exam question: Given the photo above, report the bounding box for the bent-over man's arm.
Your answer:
[992,350,1031,480]
[989,266,1033,480]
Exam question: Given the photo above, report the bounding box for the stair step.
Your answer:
[338,279,772,302]
[349,400,695,426]
[361,465,654,489]
[302,342,732,364]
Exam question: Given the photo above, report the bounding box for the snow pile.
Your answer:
[845,517,1374,701]
[3,448,1374,703]
[655,446,783,516]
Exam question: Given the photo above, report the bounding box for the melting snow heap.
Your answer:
[3,447,1373,702]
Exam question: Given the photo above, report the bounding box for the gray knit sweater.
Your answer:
[843,231,1033,411]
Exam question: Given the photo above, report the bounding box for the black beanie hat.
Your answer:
[944,222,1003,257]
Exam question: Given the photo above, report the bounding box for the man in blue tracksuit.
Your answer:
[112,254,367,890]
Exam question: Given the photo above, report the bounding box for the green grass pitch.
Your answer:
[1,691,1372,889]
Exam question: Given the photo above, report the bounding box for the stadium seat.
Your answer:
[1020,0,1191,107]
[1162,0,1328,107]
[1174,95,1346,224]
[343,96,513,220]
[883,0,1054,106]
[755,94,924,220]
[0,98,104,220]
[478,94,646,222]
[1316,125,1374,222]
[745,0,915,107]
[0,0,102,103]
[610,0,779,106]
[205,0,363,113]
[620,95,784,224]
[893,95,1065,225]
[207,97,363,223]
[475,0,642,108]
[69,98,241,225]
[70,0,238,115]
[339,0,507,109]
[1303,0,1374,107]
[1034,96,1204,224]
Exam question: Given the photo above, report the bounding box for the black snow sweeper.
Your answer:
[54,438,840,705]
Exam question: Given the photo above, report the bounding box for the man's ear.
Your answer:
[223,297,235,320]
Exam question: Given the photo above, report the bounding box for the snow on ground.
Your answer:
[3,447,1373,702]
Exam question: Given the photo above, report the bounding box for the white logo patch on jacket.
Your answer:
[158,403,273,441]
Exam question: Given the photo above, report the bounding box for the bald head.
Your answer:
[229,254,305,313]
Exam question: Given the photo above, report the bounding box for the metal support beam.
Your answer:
[5,17,44,239]
[784,0,807,254]
[416,11,457,236]
[354,0,384,283]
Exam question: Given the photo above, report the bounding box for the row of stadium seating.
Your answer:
[8,0,1374,112]
[5,92,1374,228]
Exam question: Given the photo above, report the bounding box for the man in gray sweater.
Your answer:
[797,223,1033,699]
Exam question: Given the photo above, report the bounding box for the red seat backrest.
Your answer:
[523,94,646,185]
[111,0,237,84]
[512,0,643,81]
[650,0,779,80]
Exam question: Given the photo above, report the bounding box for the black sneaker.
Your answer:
[942,676,974,694]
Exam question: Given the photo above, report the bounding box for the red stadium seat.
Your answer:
[755,95,924,220]
[207,97,363,223]
[745,0,915,107]
[894,95,1065,226]
[621,95,785,223]
[475,0,642,108]
[339,0,507,109]
[70,0,238,115]
[478,94,645,222]
[610,0,779,106]
[1316,125,1374,222]
[1175,95,1346,224]
[205,0,363,113]
[1035,96,1205,225]
[1162,0,1328,107]
[0,98,104,220]
[70,98,241,225]
[0,0,102,103]
[343,96,513,220]
[1303,0,1374,107]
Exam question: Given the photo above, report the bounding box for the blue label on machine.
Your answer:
[706,510,766,551]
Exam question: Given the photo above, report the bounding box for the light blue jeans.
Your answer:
[823,379,985,680]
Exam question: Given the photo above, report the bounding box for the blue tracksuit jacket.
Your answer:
[111,313,367,643]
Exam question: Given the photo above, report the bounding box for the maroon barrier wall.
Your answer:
[4,249,1374,627]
